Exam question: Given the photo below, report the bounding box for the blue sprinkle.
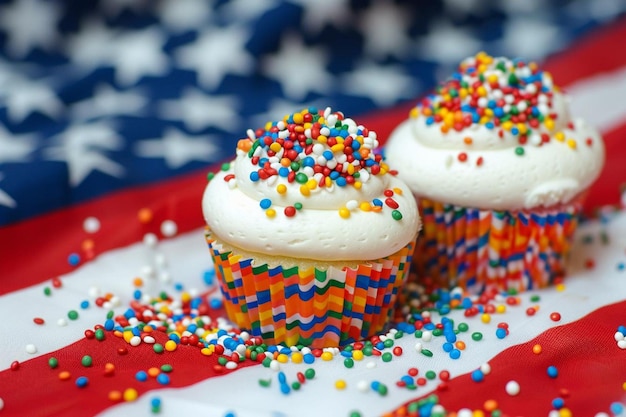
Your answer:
[132,327,141,336]
[303,156,315,167]
[133,289,142,300]
[495,328,507,339]
[217,329,227,337]
[278,372,287,384]
[224,412,236,417]
[425,116,434,125]
[278,167,289,177]
[80,300,89,309]
[610,402,624,415]
[442,342,453,352]
[169,334,180,343]
[340,350,353,358]
[322,150,334,160]
[157,373,170,385]
[303,353,315,364]
[336,177,347,187]
[547,365,558,378]
[280,383,290,395]
[203,269,216,285]
[75,376,89,388]
[151,397,161,408]
[249,172,260,182]
[400,375,413,385]
[375,342,385,350]
[449,349,461,360]
[210,298,223,309]
[552,397,564,409]
[68,253,80,266]
[135,371,148,382]
[370,381,380,391]
[104,319,115,331]
[329,171,340,180]
[372,199,383,207]
[511,127,519,135]
[260,198,272,209]
[352,141,360,151]
[471,369,484,382]
[485,122,494,129]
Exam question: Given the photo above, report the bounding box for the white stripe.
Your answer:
[98,211,626,417]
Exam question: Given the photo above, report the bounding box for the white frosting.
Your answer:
[384,54,605,211]
[202,108,420,261]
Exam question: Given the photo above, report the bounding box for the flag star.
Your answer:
[3,79,64,123]
[288,0,351,33]
[359,0,413,59]
[44,122,125,186]
[175,26,254,90]
[341,62,419,107]
[217,0,279,22]
[0,173,17,209]
[417,20,482,65]
[0,0,61,58]
[0,126,37,163]
[262,35,333,100]
[157,0,214,32]
[65,19,117,68]
[109,27,171,87]
[496,17,565,60]
[134,128,221,169]
[157,89,241,132]
[69,84,148,121]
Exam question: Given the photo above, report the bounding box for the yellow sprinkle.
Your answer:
[622,381,626,390]
[459,88,468,99]
[481,313,491,324]
[517,123,527,135]
[556,283,566,292]
[165,340,178,352]
[352,350,364,361]
[554,131,565,142]
[359,202,371,212]
[501,121,513,131]
[201,346,214,356]
[393,187,403,195]
[317,135,328,144]
[306,179,317,190]
[567,138,577,149]
[339,207,350,218]
[269,142,282,153]
[336,137,344,144]
[483,108,493,117]
[266,208,276,218]
[410,107,419,118]
[353,181,362,190]
[321,351,334,361]
[495,304,506,314]
[123,388,139,402]
[331,144,344,153]
[291,352,303,364]
[334,379,347,390]
[264,121,272,131]
[276,353,289,363]
[439,107,449,117]
[346,164,355,175]
[558,408,573,417]
[545,118,555,130]
[181,292,191,303]
[324,177,332,187]
[487,74,498,85]
[444,113,454,127]
[292,112,303,124]
[476,85,487,97]
[276,184,287,194]
[299,185,310,196]
[472,410,485,417]
[123,330,133,343]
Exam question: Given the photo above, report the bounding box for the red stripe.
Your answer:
[388,300,626,416]
[0,169,209,295]
[0,328,261,417]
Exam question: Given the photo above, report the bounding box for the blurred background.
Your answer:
[0,0,625,226]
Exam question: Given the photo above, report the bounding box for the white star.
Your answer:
[157,0,215,32]
[175,26,254,90]
[44,122,125,186]
[0,173,16,208]
[496,17,564,61]
[417,20,482,65]
[217,0,279,22]
[288,0,351,33]
[69,84,148,121]
[0,0,61,58]
[568,0,626,22]
[340,62,419,107]
[135,128,221,169]
[0,126,36,163]
[262,35,333,100]
[2,79,64,123]
[109,26,171,87]
[359,0,413,59]
[65,19,117,68]
[157,89,241,132]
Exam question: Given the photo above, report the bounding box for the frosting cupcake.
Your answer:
[385,52,605,294]
[202,107,420,347]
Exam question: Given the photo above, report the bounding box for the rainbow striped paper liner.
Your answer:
[205,229,415,348]
[413,198,582,294]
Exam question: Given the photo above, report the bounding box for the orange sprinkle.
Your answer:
[108,390,122,402]
[371,206,383,213]
[463,137,473,145]
[440,125,449,134]
[533,344,542,354]
[237,138,252,152]
[132,277,144,288]
[148,367,160,378]
[483,399,498,412]
[455,341,466,350]
[137,208,153,224]
[81,239,95,251]
[58,371,71,380]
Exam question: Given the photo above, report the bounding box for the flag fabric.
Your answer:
[1,1,626,417]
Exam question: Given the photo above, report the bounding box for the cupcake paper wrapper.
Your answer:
[413,198,581,294]
[205,229,415,348]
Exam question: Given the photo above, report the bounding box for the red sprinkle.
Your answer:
[10,360,20,371]
[33,317,45,325]
[550,312,562,322]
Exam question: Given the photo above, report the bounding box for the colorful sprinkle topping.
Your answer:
[411,51,584,155]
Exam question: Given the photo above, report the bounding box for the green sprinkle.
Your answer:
[391,210,403,220]
[291,381,301,390]
[206,172,215,181]
[414,330,423,338]
[221,162,230,171]
[290,161,300,171]
[530,295,541,302]
[218,357,228,366]
[381,352,393,362]
[457,323,469,332]
[153,344,164,354]
[106,310,114,319]
[377,383,388,396]
[160,364,173,373]
[425,370,436,380]
[81,355,92,367]
[432,328,442,337]
[344,358,354,369]
[383,339,394,348]
[295,172,308,184]
[472,332,483,341]
[304,368,315,379]
[394,331,404,339]
[294,202,303,210]
[258,378,271,387]
[67,310,79,320]
[43,287,52,296]
[48,357,59,369]
[95,328,105,341]
[349,412,362,417]
[515,146,525,156]
[363,346,373,356]
[421,349,433,357]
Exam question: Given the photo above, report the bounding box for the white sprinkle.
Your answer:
[141,265,155,278]
[357,380,369,392]
[269,360,280,371]
[160,220,178,237]
[505,380,520,396]
[614,331,624,341]
[143,335,156,344]
[57,318,68,327]
[83,217,101,233]
[246,129,256,139]
[130,336,142,347]
[457,409,473,417]
[160,271,171,283]
[617,340,626,350]
[25,344,37,354]
[480,363,491,375]
[421,330,433,342]
[366,361,376,369]
[143,233,158,247]
[530,133,542,146]
[225,361,238,370]
[414,342,423,353]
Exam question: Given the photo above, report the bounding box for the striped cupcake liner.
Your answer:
[413,198,582,294]
[205,229,415,348]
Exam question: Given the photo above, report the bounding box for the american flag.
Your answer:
[1,1,626,416]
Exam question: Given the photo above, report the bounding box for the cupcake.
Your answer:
[385,52,605,294]
[202,107,421,348]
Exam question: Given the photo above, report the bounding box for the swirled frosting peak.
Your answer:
[202,107,420,261]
